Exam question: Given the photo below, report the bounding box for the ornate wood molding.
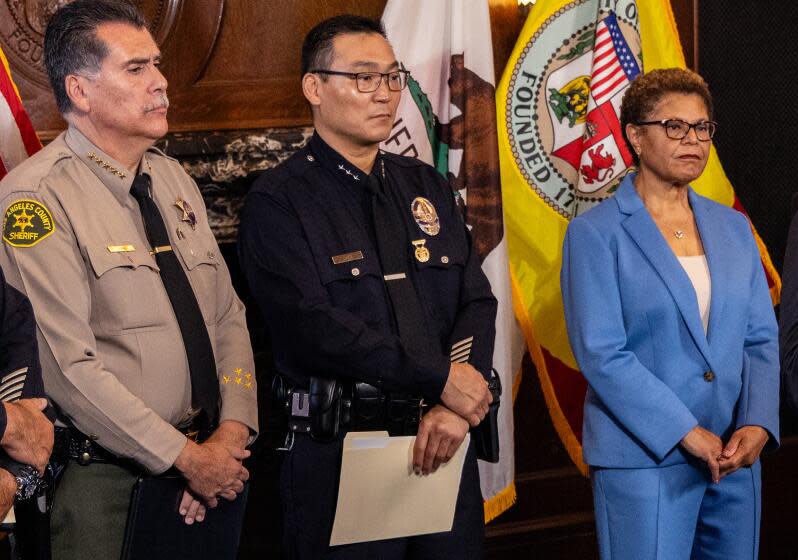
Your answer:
[1,0,224,137]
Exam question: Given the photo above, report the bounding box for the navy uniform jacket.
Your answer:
[238,132,497,398]
[0,265,50,471]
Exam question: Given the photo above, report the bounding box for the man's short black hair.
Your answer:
[301,15,387,75]
[44,0,147,114]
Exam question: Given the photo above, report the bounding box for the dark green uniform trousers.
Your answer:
[51,461,138,560]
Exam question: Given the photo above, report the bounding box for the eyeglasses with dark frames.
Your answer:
[309,69,410,93]
[635,119,717,141]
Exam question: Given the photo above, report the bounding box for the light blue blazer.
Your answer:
[561,173,779,468]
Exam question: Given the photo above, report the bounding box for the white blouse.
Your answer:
[678,255,712,334]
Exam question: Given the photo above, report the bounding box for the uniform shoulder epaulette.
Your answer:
[0,141,73,195]
[249,148,313,196]
[284,145,319,175]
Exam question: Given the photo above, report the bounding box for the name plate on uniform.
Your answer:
[107,244,135,253]
[331,251,364,265]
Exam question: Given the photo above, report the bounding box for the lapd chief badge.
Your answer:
[2,200,55,248]
[411,197,440,236]
[175,198,197,230]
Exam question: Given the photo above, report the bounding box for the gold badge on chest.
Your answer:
[412,239,430,263]
[411,197,440,236]
[175,198,197,230]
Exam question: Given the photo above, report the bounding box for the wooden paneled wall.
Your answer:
[3,0,697,135]
[4,0,388,138]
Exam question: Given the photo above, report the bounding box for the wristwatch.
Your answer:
[7,464,40,500]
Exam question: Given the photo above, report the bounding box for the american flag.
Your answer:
[590,12,640,106]
[0,46,41,180]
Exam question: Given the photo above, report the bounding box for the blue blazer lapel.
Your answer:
[615,176,715,367]
[690,189,726,347]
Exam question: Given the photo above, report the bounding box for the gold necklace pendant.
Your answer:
[674,230,686,239]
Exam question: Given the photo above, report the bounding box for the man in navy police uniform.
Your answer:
[238,14,497,560]
[0,267,54,518]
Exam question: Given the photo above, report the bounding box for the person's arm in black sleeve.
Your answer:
[437,175,498,379]
[0,269,54,475]
[0,275,45,397]
[238,188,451,399]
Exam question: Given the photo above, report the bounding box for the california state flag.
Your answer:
[381,0,524,523]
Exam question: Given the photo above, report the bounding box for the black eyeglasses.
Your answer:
[310,69,410,93]
[635,119,717,141]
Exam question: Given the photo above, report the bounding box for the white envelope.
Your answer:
[329,431,469,546]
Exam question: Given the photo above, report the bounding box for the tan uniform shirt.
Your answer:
[0,126,258,473]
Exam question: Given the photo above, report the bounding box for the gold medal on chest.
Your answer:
[412,239,430,263]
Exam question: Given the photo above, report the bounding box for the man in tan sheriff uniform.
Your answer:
[0,1,257,557]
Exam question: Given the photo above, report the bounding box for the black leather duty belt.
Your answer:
[282,378,426,441]
[52,427,115,466]
[53,426,203,467]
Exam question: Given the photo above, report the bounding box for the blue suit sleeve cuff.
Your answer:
[651,416,698,462]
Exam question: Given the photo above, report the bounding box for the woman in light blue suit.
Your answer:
[561,68,779,559]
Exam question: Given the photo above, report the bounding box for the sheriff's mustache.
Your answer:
[144,94,169,112]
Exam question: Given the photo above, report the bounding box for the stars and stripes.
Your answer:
[589,12,640,106]
[0,367,27,402]
[0,46,41,180]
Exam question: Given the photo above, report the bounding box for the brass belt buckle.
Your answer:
[77,439,93,466]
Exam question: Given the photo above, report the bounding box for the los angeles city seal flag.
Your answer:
[497,0,781,475]
[381,0,525,522]
[0,44,41,180]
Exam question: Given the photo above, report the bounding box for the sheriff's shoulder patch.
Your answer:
[2,200,55,248]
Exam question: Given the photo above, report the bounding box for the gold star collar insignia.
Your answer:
[87,152,127,178]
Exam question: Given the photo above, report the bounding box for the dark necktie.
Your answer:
[366,164,433,359]
[130,173,219,432]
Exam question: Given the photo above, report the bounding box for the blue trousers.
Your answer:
[591,460,761,559]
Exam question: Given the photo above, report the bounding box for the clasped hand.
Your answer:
[412,405,470,475]
[174,420,250,524]
[412,363,492,475]
[680,425,768,483]
[440,362,492,427]
[2,398,54,474]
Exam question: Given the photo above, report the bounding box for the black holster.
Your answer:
[308,377,343,442]
[473,369,502,463]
